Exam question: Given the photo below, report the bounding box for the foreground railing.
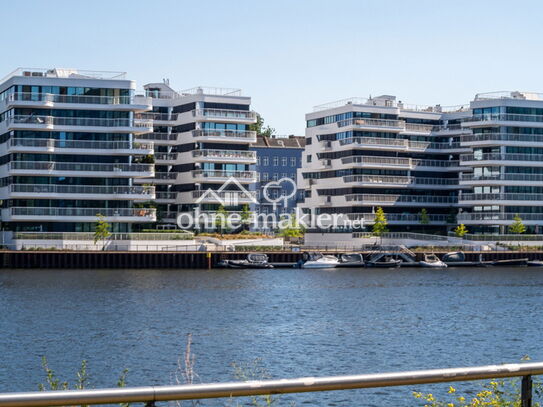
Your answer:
[0,362,540,407]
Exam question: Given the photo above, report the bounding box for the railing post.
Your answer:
[521,375,532,407]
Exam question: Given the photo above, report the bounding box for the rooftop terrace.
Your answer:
[0,68,127,84]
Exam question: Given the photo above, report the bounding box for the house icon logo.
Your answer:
[195,176,258,206]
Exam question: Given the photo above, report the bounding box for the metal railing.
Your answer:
[458,213,543,221]
[7,115,152,129]
[8,138,153,151]
[5,92,133,105]
[192,108,257,120]
[348,213,452,223]
[461,193,543,202]
[0,362,539,407]
[346,194,458,204]
[343,175,413,185]
[13,232,193,241]
[192,190,257,199]
[8,207,156,218]
[153,172,177,180]
[461,173,543,182]
[135,132,178,142]
[411,158,460,168]
[337,118,405,129]
[192,129,257,139]
[342,156,412,167]
[155,191,177,200]
[192,169,256,179]
[465,113,543,123]
[461,153,543,163]
[9,184,155,196]
[461,133,543,144]
[192,149,256,160]
[8,161,154,174]
[154,152,177,161]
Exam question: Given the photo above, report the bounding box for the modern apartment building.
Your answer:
[458,91,543,234]
[251,135,305,231]
[135,82,258,228]
[0,68,156,234]
[299,95,471,234]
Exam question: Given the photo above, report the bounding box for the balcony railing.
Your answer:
[411,158,460,168]
[346,194,458,204]
[135,132,178,142]
[465,113,543,123]
[339,137,461,150]
[192,190,257,199]
[341,156,412,167]
[8,138,153,151]
[192,149,256,160]
[343,175,413,185]
[458,212,543,221]
[461,153,543,162]
[155,191,178,200]
[403,123,436,133]
[12,231,193,241]
[192,129,256,140]
[9,207,156,218]
[155,152,177,161]
[192,109,256,120]
[192,170,256,179]
[154,172,177,180]
[9,184,155,196]
[337,118,405,129]
[461,133,543,144]
[461,173,543,182]
[461,193,543,202]
[413,177,459,185]
[6,115,152,129]
[9,161,154,173]
[5,92,133,105]
[347,213,452,222]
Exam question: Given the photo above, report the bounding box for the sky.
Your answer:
[2,0,543,136]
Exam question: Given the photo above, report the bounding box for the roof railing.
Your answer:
[0,68,126,84]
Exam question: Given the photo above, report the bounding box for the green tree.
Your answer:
[277,212,305,239]
[509,214,526,234]
[249,114,276,138]
[372,207,388,242]
[240,204,253,231]
[419,208,430,232]
[214,205,229,236]
[93,214,111,250]
[454,223,468,238]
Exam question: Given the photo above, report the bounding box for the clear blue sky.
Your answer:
[3,0,543,135]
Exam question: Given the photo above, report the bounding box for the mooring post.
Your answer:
[522,375,532,407]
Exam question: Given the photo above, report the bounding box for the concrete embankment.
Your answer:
[1,250,543,269]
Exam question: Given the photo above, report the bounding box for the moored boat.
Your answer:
[337,253,365,268]
[420,253,447,268]
[217,253,274,269]
[301,252,339,269]
[366,255,401,268]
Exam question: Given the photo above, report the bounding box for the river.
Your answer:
[1,267,542,406]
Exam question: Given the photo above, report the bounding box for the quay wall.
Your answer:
[1,250,543,269]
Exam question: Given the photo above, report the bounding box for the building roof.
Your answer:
[253,135,305,149]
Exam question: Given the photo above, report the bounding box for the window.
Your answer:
[307,154,312,163]
[281,173,287,178]
[263,157,269,166]
[290,157,297,166]
[262,172,269,181]
[282,157,287,166]
[273,156,279,166]
[273,173,278,181]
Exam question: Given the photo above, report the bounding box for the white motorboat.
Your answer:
[419,253,447,268]
[301,252,339,269]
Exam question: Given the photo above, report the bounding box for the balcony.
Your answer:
[457,212,543,225]
[192,149,256,163]
[347,213,452,224]
[343,175,413,187]
[460,173,543,185]
[135,132,178,144]
[191,109,257,123]
[4,207,156,222]
[460,193,543,205]
[155,152,178,164]
[8,161,154,178]
[192,129,257,143]
[461,133,543,147]
[134,171,176,184]
[2,92,151,111]
[341,156,412,169]
[7,138,153,155]
[192,169,257,183]
[338,136,463,152]
[155,191,178,202]
[463,113,543,126]
[5,115,153,134]
[461,153,543,166]
[337,118,405,131]
[191,189,257,204]
[402,123,436,134]
[345,194,458,206]
[6,184,155,200]
[411,159,461,171]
